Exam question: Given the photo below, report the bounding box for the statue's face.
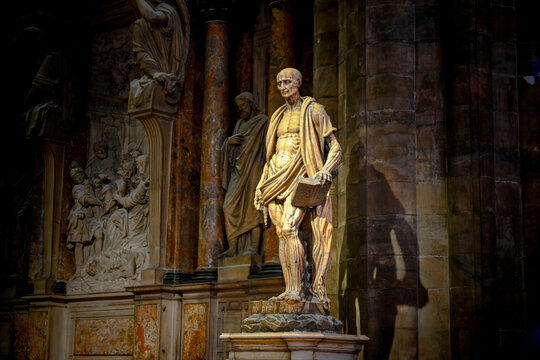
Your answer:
[277,73,300,100]
[235,98,251,119]
[123,166,133,178]
[73,171,85,184]
[95,148,108,160]
[93,177,103,189]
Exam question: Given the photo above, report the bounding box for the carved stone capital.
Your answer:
[198,0,235,21]
[269,0,295,10]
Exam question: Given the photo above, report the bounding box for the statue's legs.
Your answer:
[280,195,306,301]
[246,226,262,255]
[268,201,290,300]
[310,195,333,310]
[219,236,238,257]
[94,231,104,255]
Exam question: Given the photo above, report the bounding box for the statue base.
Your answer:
[220,332,369,360]
[128,77,178,116]
[243,299,343,333]
[218,255,262,282]
[241,313,343,333]
[249,299,328,316]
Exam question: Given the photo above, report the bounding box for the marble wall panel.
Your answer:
[134,304,159,360]
[0,320,9,358]
[28,311,48,360]
[73,318,134,356]
[182,303,208,360]
[13,312,29,360]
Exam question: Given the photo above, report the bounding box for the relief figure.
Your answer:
[67,162,104,275]
[66,146,150,293]
[130,0,190,107]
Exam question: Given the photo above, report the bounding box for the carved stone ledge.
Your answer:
[181,269,217,283]
[198,0,236,21]
[248,263,283,279]
[162,271,194,285]
[218,255,262,282]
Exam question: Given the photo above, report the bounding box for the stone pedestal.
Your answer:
[218,255,262,281]
[220,332,369,360]
[242,300,342,333]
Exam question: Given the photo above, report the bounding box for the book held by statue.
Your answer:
[291,177,331,208]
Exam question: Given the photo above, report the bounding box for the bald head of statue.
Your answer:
[277,68,302,101]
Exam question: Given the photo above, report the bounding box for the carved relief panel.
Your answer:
[66,26,151,294]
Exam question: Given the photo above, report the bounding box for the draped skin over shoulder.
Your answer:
[259,97,337,206]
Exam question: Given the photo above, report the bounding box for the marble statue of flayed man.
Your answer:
[221,92,268,257]
[130,0,190,107]
[254,68,341,312]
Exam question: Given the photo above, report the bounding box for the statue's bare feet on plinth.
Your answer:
[218,248,235,258]
[269,291,289,301]
[285,290,302,302]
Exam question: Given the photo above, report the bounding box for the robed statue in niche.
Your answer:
[220,92,268,258]
[129,0,190,108]
[254,68,341,313]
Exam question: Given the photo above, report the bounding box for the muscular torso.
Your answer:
[271,105,301,170]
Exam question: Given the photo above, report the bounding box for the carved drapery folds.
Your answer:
[220,92,268,258]
[128,0,190,112]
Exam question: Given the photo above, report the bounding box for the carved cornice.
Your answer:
[196,0,236,21]
[269,0,295,10]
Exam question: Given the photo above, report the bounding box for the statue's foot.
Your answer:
[285,291,302,302]
[218,249,235,258]
[269,291,288,301]
[241,249,257,256]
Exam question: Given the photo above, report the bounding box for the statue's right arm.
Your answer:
[135,0,168,24]
[254,163,269,211]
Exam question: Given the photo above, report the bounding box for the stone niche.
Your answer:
[66,27,150,294]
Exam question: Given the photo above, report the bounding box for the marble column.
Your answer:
[235,31,253,95]
[163,33,202,284]
[195,19,230,280]
[267,0,296,116]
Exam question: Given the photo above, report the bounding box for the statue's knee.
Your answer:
[281,224,297,238]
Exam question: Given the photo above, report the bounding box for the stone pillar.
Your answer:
[163,32,202,284]
[129,106,175,285]
[235,31,253,95]
[414,1,449,358]
[34,140,66,294]
[364,1,420,358]
[267,0,296,115]
[445,0,523,357]
[313,0,339,317]
[195,18,230,281]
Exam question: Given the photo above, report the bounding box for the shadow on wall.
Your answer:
[340,158,428,360]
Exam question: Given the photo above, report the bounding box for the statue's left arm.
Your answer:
[312,104,342,185]
[323,133,341,176]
